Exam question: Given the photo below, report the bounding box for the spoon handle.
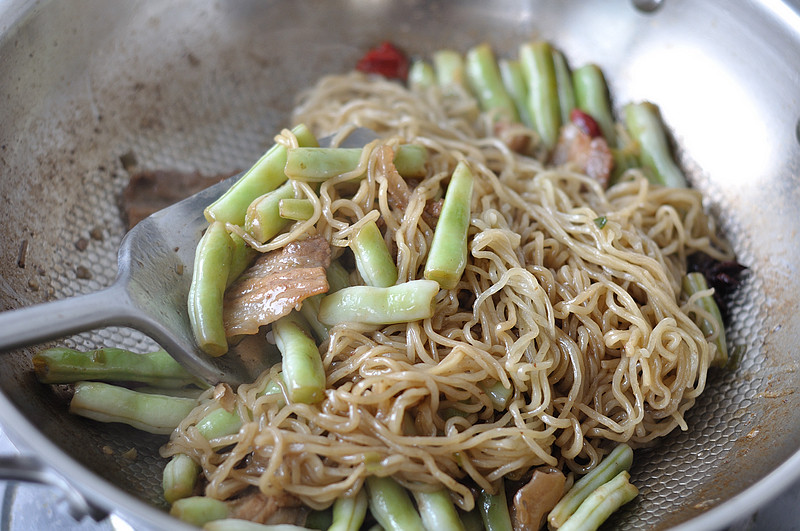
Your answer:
[0,285,138,352]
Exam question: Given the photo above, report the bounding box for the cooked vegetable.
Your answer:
[683,272,728,367]
[285,144,427,183]
[32,347,200,388]
[623,101,688,188]
[328,489,369,531]
[244,181,295,244]
[351,219,398,288]
[205,124,318,225]
[317,280,440,326]
[414,489,466,531]
[203,520,310,531]
[272,311,326,404]
[424,161,474,289]
[552,48,576,125]
[465,43,519,123]
[69,381,197,434]
[548,444,634,528]
[188,221,235,356]
[478,482,513,531]
[279,198,315,221]
[519,41,562,150]
[196,407,243,441]
[433,49,467,89]
[170,496,230,527]
[558,471,638,531]
[408,59,436,90]
[366,476,426,531]
[163,454,201,504]
[573,64,617,146]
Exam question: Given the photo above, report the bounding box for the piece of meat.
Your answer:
[119,169,234,229]
[377,145,411,211]
[230,491,308,525]
[512,469,566,531]
[552,123,614,188]
[223,236,331,336]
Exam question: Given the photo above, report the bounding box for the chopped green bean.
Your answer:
[196,407,243,441]
[558,471,638,531]
[573,64,617,146]
[519,41,562,150]
[366,476,426,531]
[465,43,519,123]
[328,489,368,531]
[317,280,439,326]
[548,444,633,528]
[623,102,688,188]
[203,520,310,531]
[298,295,329,343]
[285,145,428,183]
[204,124,318,225]
[414,489,466,531]
[69,381,197,435]
[683,272,728,367]
[163,454,200,504]
[351,220,398,288]
[552,48,576,125]
[409,59,436,91]
[272,312,326,404]
[170,496,230,527]
[32,347,200,388]
[326,260,351,293]
[478,482,513,531]
[433,49,467,89]
[499,59,534,127]
[279,198,315,221]
[305,508,333,530]
[227,232,257,287]
[244,181,294,244]
[424,161,474,290]
[480,380,513,410]
[188,221,234,357]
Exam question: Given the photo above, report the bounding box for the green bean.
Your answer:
[408,59,436,91]
[203,520,310,531]
[298,295,329,343]
[683,272,728,367]
[32,347,200,388]
[623,102,688,188]
[317,280,439,327]
[465,43,519,123]
[170,496,229,527]
[478,482,513,531]
[328,488,369,531]
[459,508,485,531]
[69,381,197,435]
[204,124,318,225]
[414,489,466,531]
[351,220,398,288]
[548,444,633,528]
[433,49,467,89]
[305,508,333,530]
[552,48,576,125]
[558,471,638,531]
[480,380,512,410]
[424,161,474,290]
[573,64,617,146]
[243,181,294,244]
[366,476,426,531]
[196,407,243,441]
[272,312,326,404]
[499,59,534,128]
[326,260,351,293]
[227,232,257,287]
[279,198,315,221]
[284,145,428,183]
[188,221,234,357]
[519,41,562,151]
[163,454,200,503]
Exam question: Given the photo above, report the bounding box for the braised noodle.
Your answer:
[162,71,733,511]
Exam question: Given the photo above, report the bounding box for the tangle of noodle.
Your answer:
[162,72,733,512]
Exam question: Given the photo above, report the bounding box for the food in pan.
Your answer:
[33,41,744,530]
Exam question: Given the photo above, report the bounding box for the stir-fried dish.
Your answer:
[33,41,745,531]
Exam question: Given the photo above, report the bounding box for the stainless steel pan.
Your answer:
[1,0,799,529]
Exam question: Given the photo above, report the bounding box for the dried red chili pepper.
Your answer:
[569,108,602,138]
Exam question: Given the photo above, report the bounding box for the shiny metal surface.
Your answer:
[0,1,799,529]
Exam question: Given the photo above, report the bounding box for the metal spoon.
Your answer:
[0,128,375,386]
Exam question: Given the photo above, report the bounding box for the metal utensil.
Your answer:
[0,128,374,386]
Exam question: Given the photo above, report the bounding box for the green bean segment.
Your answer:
[623,102,688,188]
[573,64,617,146]
[478,482,514,531]
[520,41,562,150]
[196,407,243,441]
[32,347,199,388]
[683,272,728,366]
[317,280,440,326]
[328,489,369,531]
[204,520,310,531]
[409,59,436,90]
[414,488,466,531]
[188,221,234,357]
[351,220,398,288]
[552,48,576,125]
[170,496,230,527]
[163,454,200,504]
[204,124,318,225]
[69,381,197,435]
[499,59,533,127]
[558,471,638,531]
[465,43,519,123]
[366,476,426,531]
[285,144,428,182]
[279,198,315,221]
[424,161,474,290]
[433,49,467,89]
[244,181,294,244]
[272,312,326,404]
